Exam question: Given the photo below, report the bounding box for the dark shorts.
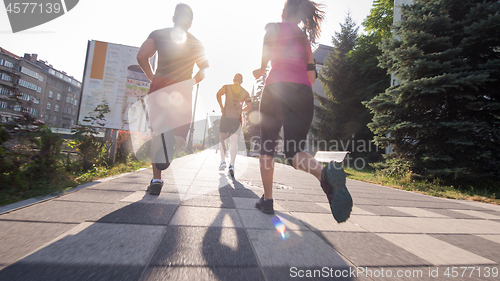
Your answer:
[219,116,241,135]
[259,82,313,159]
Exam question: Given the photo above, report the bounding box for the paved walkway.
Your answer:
[1,149,499,280]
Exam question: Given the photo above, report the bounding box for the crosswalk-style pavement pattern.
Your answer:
[0,149,499,280]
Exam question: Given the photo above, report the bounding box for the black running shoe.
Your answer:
[148,179,163,195]
[255,195,274,214]
[320,162,353,223]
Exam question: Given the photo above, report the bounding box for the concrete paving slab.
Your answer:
[238,209,307,230]
[348,215,420,233]
[0,200,129,224]
[292,212,368,232]
[180,194,235,209]
[278,200,332,213]
[97,202,178,225]
[0,221,76,265]
[149,226,257,267]
[377,234,496,266]
[0,262,144,281]
[247,229,352,267]
[142,266,264,281]
[451,209,500,220]
[120,191,182,205]
[424,208,480,219]
[169,206,243,227]
[320,232,431,267]
[389,217,500,234]
[430,234,500,263]
[388,207,450,218]
[355,205,415,217]
[183,185,232,197]
[54,189,134,203]
[87,181,149,192]
[477,234,500,244]
[232,197,286,211]
[229,188,261,199]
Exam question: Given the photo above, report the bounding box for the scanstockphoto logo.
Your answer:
[3,0,79,33]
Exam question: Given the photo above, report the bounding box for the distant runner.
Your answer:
[216,73,252,178]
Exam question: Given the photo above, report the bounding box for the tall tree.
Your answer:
[312,13,359,152]
[366,0,500,181]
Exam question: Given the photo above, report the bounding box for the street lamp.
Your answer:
[203,110,215,149]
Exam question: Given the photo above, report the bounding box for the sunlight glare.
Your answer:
[170,27,187,44]
[167,91,184,107]
[248,111,260,124]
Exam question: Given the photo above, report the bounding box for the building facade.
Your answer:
[0,48,81,128]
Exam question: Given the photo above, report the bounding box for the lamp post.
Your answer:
[187,83,199,153]
[202,110,215,149]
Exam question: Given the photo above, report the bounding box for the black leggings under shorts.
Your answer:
[259,82,314,161]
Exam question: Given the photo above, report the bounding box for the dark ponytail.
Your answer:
[284,0,325,44]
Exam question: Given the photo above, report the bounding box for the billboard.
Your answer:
[79,40,155,130]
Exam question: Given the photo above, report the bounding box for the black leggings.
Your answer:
[259,82,314,161]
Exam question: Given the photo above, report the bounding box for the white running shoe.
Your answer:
[228,164,234,178]
[219,161,226,170]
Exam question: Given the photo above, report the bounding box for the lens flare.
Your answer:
[248,111,260,124]
[170,27,187,44]
[271,216,289,240]
[167,91,184,107]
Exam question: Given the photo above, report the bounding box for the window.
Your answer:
[44,114,49,120]
[68,87,72,92]
[1,73,12,82]
[48,90,53,98]
[55,105,59,112]
[18,79,42,93]
[72,109,76,115]
[74,100,78,106]
[56,93,61,100]
[46,102,51,110]
[66,96,71,103]
[3,60,14,68]
[53,116,57,122]
[0,101,8,109]
[20,66,43,81]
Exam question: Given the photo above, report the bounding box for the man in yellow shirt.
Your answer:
[216,74,252,177]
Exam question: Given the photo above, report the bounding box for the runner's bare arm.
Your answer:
[137,38,157,82]
[216,87,226,113]
[253,23,279,79]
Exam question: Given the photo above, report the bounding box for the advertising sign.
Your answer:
[79,40,155,130]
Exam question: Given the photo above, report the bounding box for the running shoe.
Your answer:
[148,179,164,195]
[320,162,353,223]
[228,164,234,178]
[219,161,226,171]
[255,195,274,214]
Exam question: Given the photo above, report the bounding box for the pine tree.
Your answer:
[366,0,500,181]
[312,13,359,151]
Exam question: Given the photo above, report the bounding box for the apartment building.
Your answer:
[0,47,81,128]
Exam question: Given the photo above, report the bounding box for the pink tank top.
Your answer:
[265,23,311,88]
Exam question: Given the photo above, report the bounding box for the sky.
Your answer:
[0,0,374,124]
